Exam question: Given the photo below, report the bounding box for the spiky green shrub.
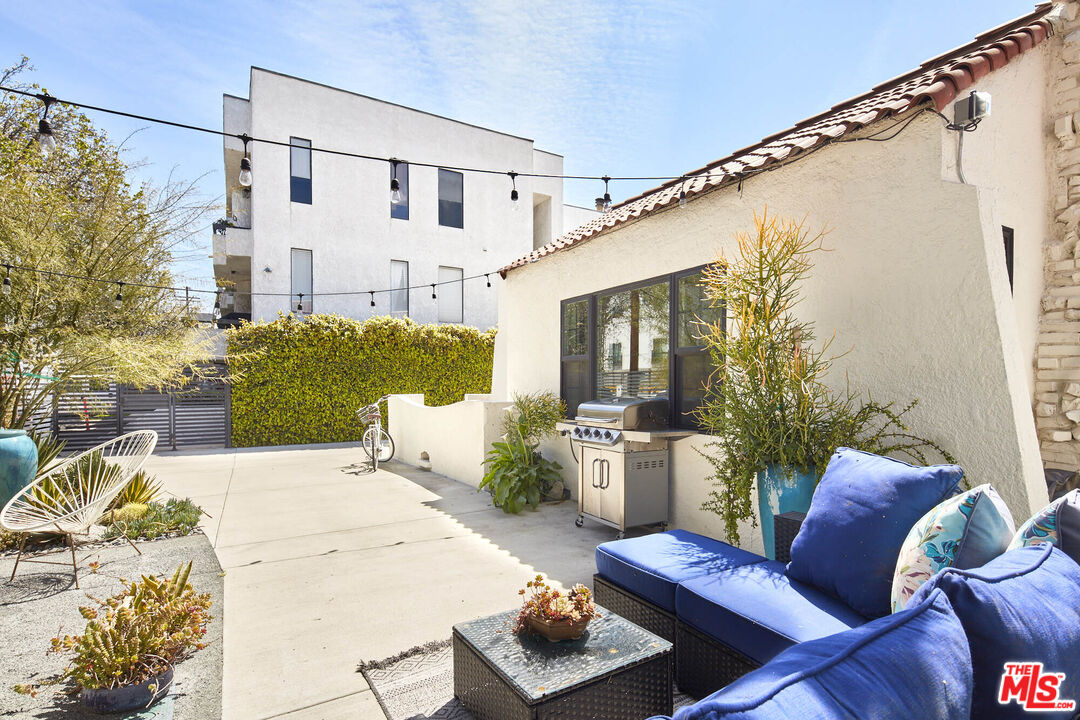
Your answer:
[479,392,565,513]
[111,469,162,508]
[104,498,202,541]
[15,561,211,694]
[227,314,495,447]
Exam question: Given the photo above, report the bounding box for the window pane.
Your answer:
[290,137,311,179]
[390,260,409,316]
[562,359,588,418]
[562,300,588,356]
[290,137,312,204]
[596,281,669,399]
[291,248,312,314]
[678,271,722,347]
[437,265,463,323]
[438,169,464,228]
[676,350,712,428]
[391,163,409,220]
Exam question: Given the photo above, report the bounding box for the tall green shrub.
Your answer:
[226,314,495,447]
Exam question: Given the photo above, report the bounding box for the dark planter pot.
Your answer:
[757,463,818,560]
[80,666,173,714]
[525,614,591,642]
[0,428,38,510]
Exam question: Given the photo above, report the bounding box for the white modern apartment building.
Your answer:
[212,67,595,328]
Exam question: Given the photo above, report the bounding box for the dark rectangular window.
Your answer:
[560,298,590,418]
[438,169,463,228]
[290,137,312,204]
[1002,226,1014,293]
[391,162,409,220]
[559,266,722,430]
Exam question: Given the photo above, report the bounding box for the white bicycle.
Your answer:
[357,396,395,471]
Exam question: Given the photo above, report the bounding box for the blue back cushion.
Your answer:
[910,544,1080,719]
[786,448,963,617]
[669,589,972,720]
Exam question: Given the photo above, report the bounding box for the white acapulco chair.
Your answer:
[1,429,158,588]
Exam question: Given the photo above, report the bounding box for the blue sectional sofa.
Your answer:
[593,446,1080,719]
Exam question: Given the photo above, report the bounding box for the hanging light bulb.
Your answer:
[602,175,612,212]
[486,274,491,288]
[390,159,402,204]
[431,284,437,300]
[113,282,124,310]
[296,292,304,312]
[508,171,519,210]
[370,291,375,308]
[2,265,10,295]
[679,188,687,209]
[36,95,57,157]
[238,135,252,187]
[213,292,221,313]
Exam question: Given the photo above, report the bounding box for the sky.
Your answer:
[0,0,1037,305]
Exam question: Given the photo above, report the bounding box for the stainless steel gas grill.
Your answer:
[558,397,691,538]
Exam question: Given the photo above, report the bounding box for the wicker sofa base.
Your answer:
[675,621,761,699]
[592,574,676,642]
[452,631,672,720]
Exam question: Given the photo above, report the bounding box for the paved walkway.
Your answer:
[145,444,613,720]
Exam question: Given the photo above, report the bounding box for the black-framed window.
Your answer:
[391,162,409,220]
[290,137,312,204]
[560,266,723,430]
[438,169,463,228]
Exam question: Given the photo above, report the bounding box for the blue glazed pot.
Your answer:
[0,428,38,512]
[757,463,818,560]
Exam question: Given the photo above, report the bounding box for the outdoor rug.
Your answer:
[358,640,694,720]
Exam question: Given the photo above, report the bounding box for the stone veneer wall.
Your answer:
[1038,2,1080,469]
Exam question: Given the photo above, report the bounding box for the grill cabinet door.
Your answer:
[579,445,604,519]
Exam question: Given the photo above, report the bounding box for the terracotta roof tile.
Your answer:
[500,4,1055,276]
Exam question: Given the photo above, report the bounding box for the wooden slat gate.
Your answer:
[50,371,229,452]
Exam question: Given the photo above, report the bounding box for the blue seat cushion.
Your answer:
[595,530,766,612]
[910,544,1080,719]
[663,589,972,720]
[786,447,963,618]
[675,559,867,665]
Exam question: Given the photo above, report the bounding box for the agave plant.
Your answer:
[111,469,163,509]
[28,428,67,478]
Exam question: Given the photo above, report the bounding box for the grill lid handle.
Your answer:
[574,416,619,424]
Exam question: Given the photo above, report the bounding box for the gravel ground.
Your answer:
[0,533,223,719]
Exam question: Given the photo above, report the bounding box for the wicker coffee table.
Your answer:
[452,604,672,720]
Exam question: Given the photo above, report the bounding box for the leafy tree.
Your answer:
[0,58,216,427]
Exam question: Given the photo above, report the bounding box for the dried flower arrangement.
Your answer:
[513,575,598,641]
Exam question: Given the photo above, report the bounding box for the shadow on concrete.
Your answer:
[384,461,656,591]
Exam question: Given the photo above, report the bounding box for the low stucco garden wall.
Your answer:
[387,393,510,488]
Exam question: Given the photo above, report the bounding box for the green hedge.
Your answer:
[227,314,495,447]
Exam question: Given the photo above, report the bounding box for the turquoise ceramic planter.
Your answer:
[757,463,818,560]
[0,428,38,511]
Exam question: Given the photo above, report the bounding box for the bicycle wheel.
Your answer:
[362,427,395,463]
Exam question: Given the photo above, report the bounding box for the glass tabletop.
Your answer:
[453,605,672,702]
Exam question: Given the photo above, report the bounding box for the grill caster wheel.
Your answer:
[616,531,625,540]
[575,516,584,528]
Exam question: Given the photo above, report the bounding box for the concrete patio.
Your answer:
[145,443,614,720]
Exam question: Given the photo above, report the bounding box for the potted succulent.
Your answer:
[694,212,954,554]
[513,575,598,642]
[15,561,212,713]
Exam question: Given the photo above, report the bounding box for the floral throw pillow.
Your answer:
[1008,489,1080,566]
[891,484,1015,613]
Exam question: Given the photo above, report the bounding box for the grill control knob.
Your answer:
[603,430,612,440]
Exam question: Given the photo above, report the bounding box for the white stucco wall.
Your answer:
[219,68,569,330]
[497,108,1048,548]
[938,44,1050,396]
[387,393,511,487]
